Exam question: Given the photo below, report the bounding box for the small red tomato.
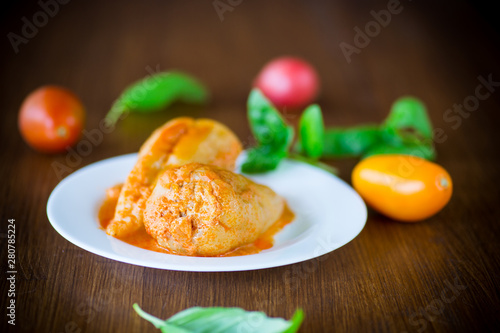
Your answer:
[254,57,319,110]
[18,86,85,153]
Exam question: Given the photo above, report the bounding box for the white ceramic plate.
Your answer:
[47,153,367,272]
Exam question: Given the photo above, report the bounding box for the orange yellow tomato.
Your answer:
[18,86,85,153]
[352,154,452,222]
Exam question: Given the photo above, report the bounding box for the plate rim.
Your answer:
[47,153,367,272]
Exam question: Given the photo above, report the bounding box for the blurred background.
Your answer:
[1,1,500,332]
[1,0,499,162]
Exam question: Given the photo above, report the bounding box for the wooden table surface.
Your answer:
[1,0,499,332]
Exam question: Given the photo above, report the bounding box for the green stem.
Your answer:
[133,303,166,329]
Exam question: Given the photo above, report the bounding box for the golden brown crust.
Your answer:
[143,163,285,256]
[106,118,242,237]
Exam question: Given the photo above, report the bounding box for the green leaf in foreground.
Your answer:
[299,104,324,159]
[242,89,294,173]
[105,71,209,126]
[133,303,304,333]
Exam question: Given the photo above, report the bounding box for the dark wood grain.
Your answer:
[1,0,500,332]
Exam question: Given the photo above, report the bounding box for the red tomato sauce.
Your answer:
[98,184,295,257]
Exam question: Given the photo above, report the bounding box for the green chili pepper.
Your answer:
[105,71,209,126]
[242,89,294,173]
[298,104,324,159]
[321,125,381,158]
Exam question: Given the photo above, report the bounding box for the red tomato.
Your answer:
[254,57,319,110]
[18,86,85,153]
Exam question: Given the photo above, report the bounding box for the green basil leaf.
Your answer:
[381,96,433,146]
[133,304,304,333]
[363,142,436,160]
[241,146,287,173]
[321,125,380,158]
[105,71,209,125]
[299,104,324,159]
[247,89,294,150]
[283,309,305,333]
[133,304,189,333]
[243,89,295,173]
